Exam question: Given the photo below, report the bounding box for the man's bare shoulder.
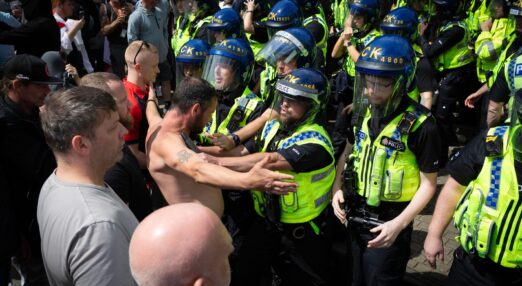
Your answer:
[146,125,200,169]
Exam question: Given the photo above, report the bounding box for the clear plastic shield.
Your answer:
[256,31,307,68]
[202,54,241,93]
[353,72,404,126]
[175,61,203,86]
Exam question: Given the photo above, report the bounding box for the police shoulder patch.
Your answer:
[380,136,405,152]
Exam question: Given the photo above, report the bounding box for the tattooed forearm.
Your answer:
[177,150,194,163]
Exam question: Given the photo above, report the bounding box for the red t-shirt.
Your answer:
[123,79,148,147]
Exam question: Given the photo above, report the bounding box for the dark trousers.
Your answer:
[331,71,355,160]
[350,224,412,286]
[231,213,332,286]
[446,247,522,286]
[434,64,480,163]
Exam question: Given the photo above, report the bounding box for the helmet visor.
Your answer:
[175,61,203,86]
[353,72,404,125]
[202,54,241,92]
[207,29,225,46]
[256,31,307,68]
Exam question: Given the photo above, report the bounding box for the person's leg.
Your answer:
[230,216,279,286]
[156,61,173,105]
[349,225,412,286]
[109,44,127,79]
[276,212,332,286]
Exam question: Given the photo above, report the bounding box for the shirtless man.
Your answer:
[146,77,297,216]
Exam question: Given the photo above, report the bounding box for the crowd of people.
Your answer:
[0,0,521,285]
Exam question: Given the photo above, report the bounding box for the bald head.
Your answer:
[129,203,233,286]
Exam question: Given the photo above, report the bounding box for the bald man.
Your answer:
[129,203,233,286]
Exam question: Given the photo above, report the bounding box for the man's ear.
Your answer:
[12,79,24,90]
[71,135,91,156]
[190,102,201,117]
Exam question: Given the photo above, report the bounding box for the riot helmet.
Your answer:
[349,0,380,37]
[207,8,243,45]
[380,7,419,42]
[265,0,303,38]
[432,0,466,22]
[175,39,211,86]
[256,27,316,77]
[353,35,415,126]
[274,67,330,128]
[202,38,254,103]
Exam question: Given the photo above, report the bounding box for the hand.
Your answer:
[75,17,86,30]
[342,28,353,43]
[480,19,492,32]
[209,133,235,151]
[342,103,353,115]
[148,85,157,101]
[367,219,404,248]
[65,64,79,80]
[464,92,483,109]
[419,22,428,36]
[244,0,256,11]
[423,233,445,269]
[332,189,347,224]
[247,155,297,194]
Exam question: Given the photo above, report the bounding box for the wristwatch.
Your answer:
[232,133,241,147]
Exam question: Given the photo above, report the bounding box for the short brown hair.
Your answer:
[40,86,117,153]
[80,72,121,94]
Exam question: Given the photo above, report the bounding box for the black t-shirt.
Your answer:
[447,129,522,185]
[246,124,333,173]
[367,98,441,173]
[419,25,464,59]
[105,145,152,221]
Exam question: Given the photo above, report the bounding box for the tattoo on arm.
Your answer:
[177,150,194,163]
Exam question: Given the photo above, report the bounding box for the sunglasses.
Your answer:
[133,41,150,65]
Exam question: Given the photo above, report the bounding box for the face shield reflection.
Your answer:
[202,54,240,93]
[256,33,303,68]
[175,61,203,86]
[353,73,403,126]
[207,29,225,46]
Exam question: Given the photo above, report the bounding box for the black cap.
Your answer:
[3,54,62,84]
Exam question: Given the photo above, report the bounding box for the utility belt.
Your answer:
[263,194,328,238]
[454,246,522,282]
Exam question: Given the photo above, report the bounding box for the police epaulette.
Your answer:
[397,111,418,136]
[485,134,503,157]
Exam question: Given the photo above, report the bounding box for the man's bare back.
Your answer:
[147,124,225,216]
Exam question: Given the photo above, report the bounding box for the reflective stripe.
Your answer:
[485,125,509,209]
[280,130,333,151]
[312,165,335,183]
[314,189,332,208]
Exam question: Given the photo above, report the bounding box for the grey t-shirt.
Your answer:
[37,172,139,286]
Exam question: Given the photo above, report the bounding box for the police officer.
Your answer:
[418,0,480,163]
[484,1,522,127]
[216,68,335,286]
[201,38,262,143]
[331,35,440,286]
[174,39,210,86]
[207,7,243,45]
[256,27,317,105]
[296,0,329,69]
[258,0,304,102]
[207,27,318,152]
[380,7,422,103]
[330,0,382,159]
[423,91,522,286]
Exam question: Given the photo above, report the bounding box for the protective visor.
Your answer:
[202,54,241,92]
[256,31,308,68]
